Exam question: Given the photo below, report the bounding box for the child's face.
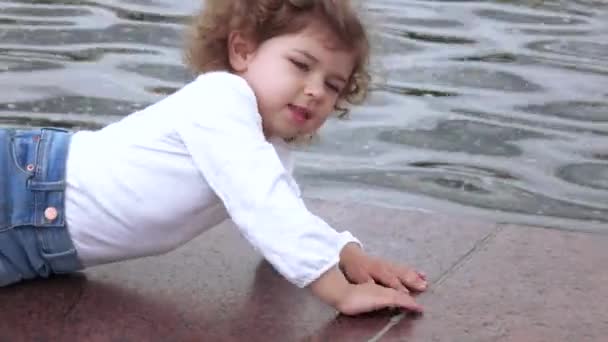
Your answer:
[233,22,356,139]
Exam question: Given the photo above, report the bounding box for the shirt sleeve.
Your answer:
[174,72,361,288]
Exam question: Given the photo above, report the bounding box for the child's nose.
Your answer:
[304,77,325,99]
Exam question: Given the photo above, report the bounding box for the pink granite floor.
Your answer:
[1,199,606,341]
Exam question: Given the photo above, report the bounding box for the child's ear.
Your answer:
[228,31,256,72]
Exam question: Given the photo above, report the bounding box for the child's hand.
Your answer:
[309,265,424,316]
[339,243,428,293]
[337,282,424,316]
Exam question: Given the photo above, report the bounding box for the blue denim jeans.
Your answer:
[0,127,83,287]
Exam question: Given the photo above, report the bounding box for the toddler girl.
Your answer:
[0,0,427,316]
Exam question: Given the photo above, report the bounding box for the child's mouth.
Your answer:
[288,104,311,124]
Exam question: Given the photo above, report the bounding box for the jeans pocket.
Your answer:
[40,248,82,274]
[10,131,39,174]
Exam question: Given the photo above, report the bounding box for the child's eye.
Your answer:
[290,59,309,71]
[326,82,341,93]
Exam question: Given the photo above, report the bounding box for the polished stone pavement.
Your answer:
[1,199,607,341]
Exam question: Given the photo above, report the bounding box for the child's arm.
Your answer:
[176,73,423,314]
[176,73,359,288]
[308,265,424,316]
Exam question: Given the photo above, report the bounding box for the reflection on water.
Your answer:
[376,120,550,157]
[1,0,607,231]
[519,101,608,122]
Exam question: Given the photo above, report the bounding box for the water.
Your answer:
[1,0,607,232]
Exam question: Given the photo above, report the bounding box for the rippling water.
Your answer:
[1,0,607,232]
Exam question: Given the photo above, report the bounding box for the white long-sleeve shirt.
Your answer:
[64,71,359,288]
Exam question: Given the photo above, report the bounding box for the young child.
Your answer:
[0,0,427,316]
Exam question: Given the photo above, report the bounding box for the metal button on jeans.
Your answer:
[44,207,58,221]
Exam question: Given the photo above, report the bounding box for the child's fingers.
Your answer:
[373,268,409,293]
[394,265,428,292]
[382,287,424,313]
[340,283,423,316]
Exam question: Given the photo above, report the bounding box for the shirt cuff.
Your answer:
[296,230,362,288]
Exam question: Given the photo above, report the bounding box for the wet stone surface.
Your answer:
[2,200,606,341]
[0,199,495,341]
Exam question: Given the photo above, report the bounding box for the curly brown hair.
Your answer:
[184,0,371,117]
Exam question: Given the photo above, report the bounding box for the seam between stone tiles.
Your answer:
[497,222,608,236]
[59,283,86,340]
[62,282,86,319]
[431,225,502,289]
[365,225,503,342]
